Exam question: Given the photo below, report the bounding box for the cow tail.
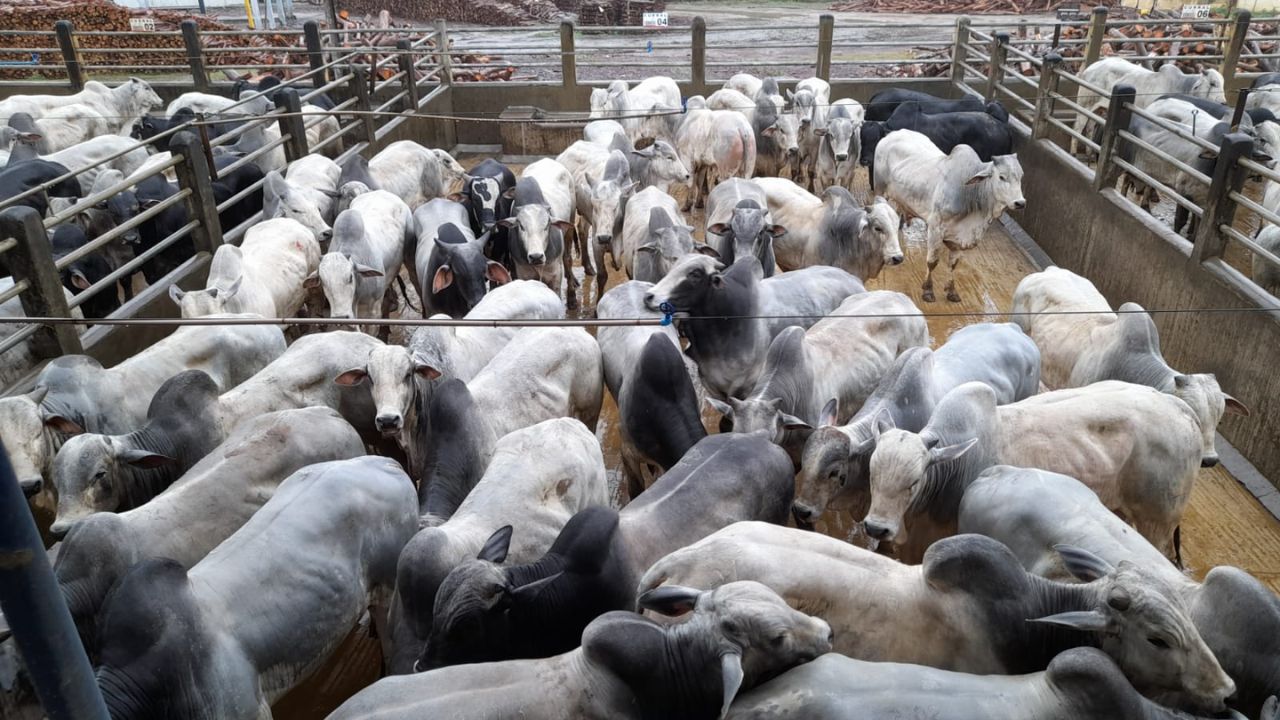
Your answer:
[742,126,758,179]
[1173,526,1183,569]
[396,273,422,314]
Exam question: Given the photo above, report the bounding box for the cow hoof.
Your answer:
[584,265,596,277]
[946,291,962,303]
[921,289,936,303]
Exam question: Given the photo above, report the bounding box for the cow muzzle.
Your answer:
[527,253,545,265]
[862,519,893,541]
[1201,455,1220,468]
[48,521,72,541]
[835,153,848,162]
[791,502,818,530]
[375,413,402,436]
[887,254,904,266]
[1012,199,1026,210]
[19,477,42,498]
[786,147,799,157]
[596,234,612,247]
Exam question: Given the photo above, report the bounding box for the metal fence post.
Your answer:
[397,39,420,111]
[435,20,453,86]
[817,14,834,82]
[1033,52,1063,140]
[181,20,209,92]
[1221,10,1252,105]
[561,21,577,90]
[1093,84,1135,191]
[304,20,330,85]
[0,207,82,358]
[985,31,1009,103]
[1083,6,1108,68]
[951,16,971,87]
[274,88,309,162]
[1193,132,1253,262]
[170,131,224,253]
[0,444,108,720]
[54,21,83,91]
[351,65,377,145]
[691,16,706,93]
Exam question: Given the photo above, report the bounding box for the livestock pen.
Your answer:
[1,7,1279,720]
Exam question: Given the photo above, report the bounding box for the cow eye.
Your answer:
[771,632,787,646]
[720,619,740,636]
[92,469,107,482]
[1147,636,1171,650]
[690,268,705,279]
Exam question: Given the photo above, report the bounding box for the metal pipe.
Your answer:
[0,444,109,720]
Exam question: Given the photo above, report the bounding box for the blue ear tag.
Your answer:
[659,301,676,326]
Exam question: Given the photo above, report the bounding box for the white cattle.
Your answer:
[368,141,465,208]
[1011,266,1248,466]
[617,185,710,286]
[1256,223,1280,292]
[165,92,238,118]
[813,98,864,193]
[32,104,115,153]
[407,280,565,382]
[713,291,926,453]
[0,78,161,134]
[170,218,319,319]
[589,76,681,142]
[311,189,412,335]
[706,87,759,124]
[37,136,152,194]
[643,523,1237,714]
[676,96,757,211]
[863,380,1203,561]
[0,278,81,392]
[554,141,629,285]
[755,178,904,280]
[583,119,626,145]
[386,417,609,673]
[211,118,286,174]
[504,159,579,306]
[262,154,342,241]
[873,129,1025,303]
[1075,57,1226,154]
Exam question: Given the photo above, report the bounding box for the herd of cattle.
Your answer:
[0,61,1276,720]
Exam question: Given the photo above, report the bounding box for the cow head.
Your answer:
[816,113,857,164]
[124,77,164,113]
[762,112,801,158]
[708,395,810,445]
[335,344,439,438]
[429,228,511,312]
[580,159,634,247]
[1193,68,1227,105]
[1033,546,1236,713]
[0,388,67,498]
[1167,371,1248,467]
[168,274,242,318]
[859,122,888,167]
[50,433,173,539]
[862,411,978,545]
[707,200,784,267]
[463,175,502,232]
[787,88,817,126]
[337,181,371,214]
[312,255,382,325]
[642,253,726,313]
[862,197,904,269]
[498,204,572,266]
[589,87,610,119]
[967,154,1026,212]
[791,399,867,527]
[633,140,691,190]
[431,149,467,189]
[262,170,332,243]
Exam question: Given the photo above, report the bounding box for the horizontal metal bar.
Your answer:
[829,58,953,66]
[67,220,197,311]
[1125,103,1219,153]
[55,190,188,271]
[1045,114,1100,152]
[0,323,40,357]
[0,278,31,306]
[1048,90,1107,127]
[215,133,288,176]
[43,155,183,227]
[0,237,15,255]
[1239,156,1280,184]
[1229,189,1280,226]
[995,83,1036,111]
[308,119,361,155]
[1117,128,1212,186]
[704,61,816,68]
[1056,67,1111,98]
[374,92,408,114]
[1112,156,1204,218]
[1220,223,1280,272]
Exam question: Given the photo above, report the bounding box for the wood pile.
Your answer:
[576,0,667,26]
[1041,18,1280,74]
[830,0,1119,13]
[332,10,521,82]
[339,0,563,25]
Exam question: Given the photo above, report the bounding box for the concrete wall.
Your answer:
[1010,125,1280,487]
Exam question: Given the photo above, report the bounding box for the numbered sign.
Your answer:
[1181,4,1211,19]
[130,17,157,32]
[643,11,669,28]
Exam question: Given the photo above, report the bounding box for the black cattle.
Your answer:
[0,158,81,216]
[233,73,336,111]
[414,378,493,522]
[132,109,251,153]
[865,88,1009,123]
[50,224,120,319]
[861,101,1014,186]
[618,335,707,499]
[211,154,265,233]
[133,174,192,284]
[417,506,632,671]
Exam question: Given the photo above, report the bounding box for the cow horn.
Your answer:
[719,652,744,719]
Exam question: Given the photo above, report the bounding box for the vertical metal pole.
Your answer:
[1083,6,1108,68]
[304,21,330,85]
[691,16,706,94]
[1094,84,1135,191]
[1221,10,1252,105]
[0,207,82,357]
[1232,87,1251,130]
[986,31,1009,103]
[170,131,224,253]
[351,65,377,146]
[817,14,834,82]
[397,39,419,112]
[951,16,972,88]
[0,445,108,720]
[1193,132,1253,262]
[274,88,309,162]
[54,21,83,91]
[560,21,577,90]
[181,20,209,92]
[1033,52,1063,140]
[435,20,453,86]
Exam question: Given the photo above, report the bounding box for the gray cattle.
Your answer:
[676,96,757,212]
[753,96,802,178]
[644,526,1237,714]
[1256,224,1280,292]
[874,129,1025,302]
[1012,266,1249,467]
[367,141,464,208]
[616,186,709,289]
[1076,57,1226,155]
[616,136,690,193]
[0,320,284,498]
[417,431,795,670]
[94,457,417,720]
[959,466,1280,718]
[388,418,608,674]
[576,149,634,295]
[706,178,782,277]
[644,255,865,400]
[332,582,832,720]
[411,198,511,319]
[728,649,1256,720]
[813,98,864,193]
[49,371,224,538]
[863,381,1203,563]
[53,406,363,651]
[713,291,926,463]
[261,155,342,242]
[792,323,1040,529]
[407,279,564,382]
[756,178,904,280]
[313,189,413,336]
[503,159,578,307]
[597,280,706,497]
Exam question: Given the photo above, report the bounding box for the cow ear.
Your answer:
[355,263,384,278]
[1053,544,1115,582]
[767,224,788,238]
[780,413,812,431]
[706,223,730,236]
[223,275,243,300]
[485,261,512,285]
[813,127,827,136]
[720,652,745,719]
[497,217,517,229]
[965,165,994,185]
[871,407,894,440]
[502,187,518,200]
[432,266,455,294]
[762,124,780,137]
[1027,610,1109,633]
[928,437,977,465]
[1261,696,1278,720]
[414,363,442,381]
[43,414,84,435]
[70,270,91,291]
[511,572,563,604]
[637,585,701,616]
[140,198,162,210]
[706,397,733,419]
[332,368,368,386]
[447,192,466,202]
[636,243,658,255]
[168,284,186,303]
[693,243,720,258]
[552,220,575,232]
[477,525,513,563]
[818,398,839,428]
[303,272,320,290]
[117,448,175,469]
[1223,393,1250,416]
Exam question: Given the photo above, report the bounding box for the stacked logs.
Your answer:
[830,0,1121,12]
[339,0,562,25]
[333,10,521,82]
[1049,18,1280,74]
